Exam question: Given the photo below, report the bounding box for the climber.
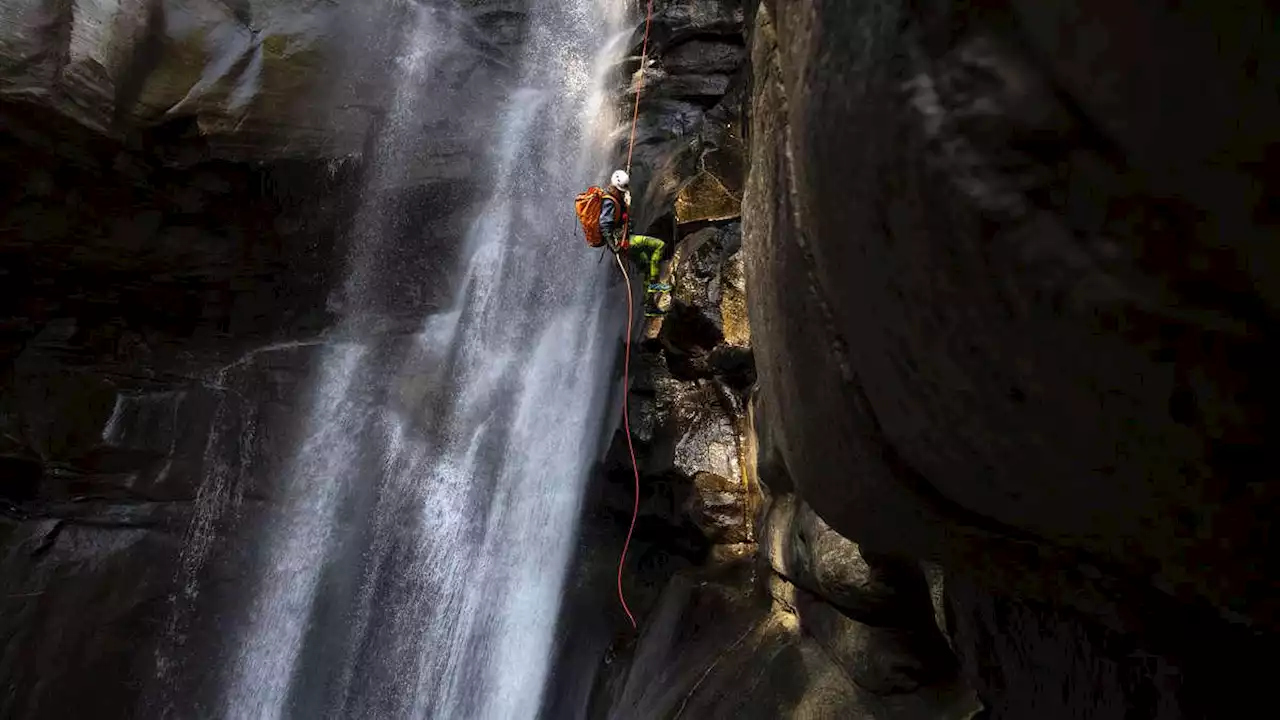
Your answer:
[576,170,670,301]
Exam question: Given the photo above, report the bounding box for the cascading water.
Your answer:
[216,1,627,717]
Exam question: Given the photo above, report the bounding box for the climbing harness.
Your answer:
[614,0,655,631]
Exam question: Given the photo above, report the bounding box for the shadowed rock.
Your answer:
[744,0,1280,716]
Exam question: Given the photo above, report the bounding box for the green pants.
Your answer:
[627,234,665,284]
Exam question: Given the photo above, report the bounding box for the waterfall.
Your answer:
[217,0,625,717]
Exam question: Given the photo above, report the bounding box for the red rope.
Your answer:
[614,254,639,629]
[615,0,656,630]
[625,0,655,174]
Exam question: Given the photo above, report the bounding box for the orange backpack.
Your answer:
[574,186,622,248]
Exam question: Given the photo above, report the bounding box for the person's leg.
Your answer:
[624,239,650,277]
[628,234,667,286]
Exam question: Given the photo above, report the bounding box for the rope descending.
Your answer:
[614,0,656,630]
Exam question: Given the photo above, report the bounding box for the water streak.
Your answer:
[219,1,623,717]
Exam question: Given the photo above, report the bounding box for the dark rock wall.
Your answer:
[0,145,474,717]
[744,0,1280,718]
[0,97,356,717]
[586,2,980,718]
[4,0,1276,716]
[0,2,528,714]
[614,0,748,233]
[589,0,1280,717]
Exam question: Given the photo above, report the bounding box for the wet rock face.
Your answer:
[663,39,745,75]
[0,53,488,711]
[744,0,1280,716]
[619,0,747,233]
[591,3,982,717]
[641,0,745,47]
[0,102,347,713]
[0,0,525,163]
[686,470,748,544]
[0,332,308,718]
[664,222,750,379]
[597,292,753,613]
[0,103,354,357]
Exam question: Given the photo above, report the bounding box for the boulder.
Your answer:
[747,388,791,496]
[945,572,1181,720]
[664,39,746,75]
[921,562,950,645]
[685,470,749,544]
[761,491,797,570]
[763,493,939,629]
[792,580,955,695]
[791,502,936,628]
[668,225,736,345]
[718,246,750,347]
[608,566,978,720]
[746,0,1280,628]
[651,71,733,102]
[669,381,739,487]
[676,171,740,223]
[635,0,746,52]
[744,0,1280,715]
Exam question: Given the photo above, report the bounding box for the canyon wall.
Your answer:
[0,1,526,714]
[594,0,1280,718]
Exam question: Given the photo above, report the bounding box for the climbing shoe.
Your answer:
[643,296,667,317]
[646,282,671,293]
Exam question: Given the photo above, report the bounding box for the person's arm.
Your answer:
[599,197,617,238]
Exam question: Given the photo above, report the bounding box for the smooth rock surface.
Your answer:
[620,0,747,235]
[0,69,464,713]
[606,563,979,720]
[668,224,740,346]
[763,494,939,630]
[747,0,1280,631]
[0,0,524,161]
[635,0,745,51]
[743,0,1280,716]
[686,470,749,544]
[789,578,956,695]
[664,39,745,75]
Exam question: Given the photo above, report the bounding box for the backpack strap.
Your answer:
[605,187,630,239]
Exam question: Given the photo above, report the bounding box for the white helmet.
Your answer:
[610,169,630,190]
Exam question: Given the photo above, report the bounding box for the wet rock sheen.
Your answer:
[744,0,1280,717]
